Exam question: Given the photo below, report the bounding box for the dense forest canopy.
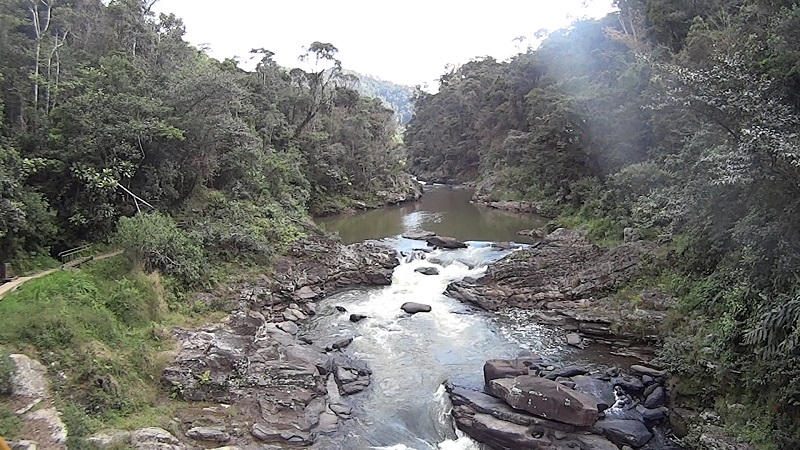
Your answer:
[0,0,414,268]
[406,0,800,447]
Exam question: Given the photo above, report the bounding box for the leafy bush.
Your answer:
[114,212,205,287]
[192,192,305,264]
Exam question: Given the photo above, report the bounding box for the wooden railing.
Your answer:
[58,244,93,265]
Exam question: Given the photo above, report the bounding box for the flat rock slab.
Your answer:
[401,302,432,314]
[630,364,666,378]
[186,426,230,443]
[402,230,436,240]
[489,375,600,426]
[483,359,532,384]
[426,236,468,249]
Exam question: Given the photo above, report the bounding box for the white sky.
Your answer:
[153,0,617,87]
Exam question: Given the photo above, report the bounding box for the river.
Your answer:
[310,186,627,449]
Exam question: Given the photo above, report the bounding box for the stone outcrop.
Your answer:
[445,228,666,343]
[446,228,653,310]
[5,354,69,450]
[447,357,682,450]
[374,173,424,206]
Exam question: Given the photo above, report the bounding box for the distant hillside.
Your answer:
[348,71,415,124]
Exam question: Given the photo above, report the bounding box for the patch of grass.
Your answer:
[0,256,217,434]
[0,402,21,439]
[552,213,624,246]
[0,350,13,395]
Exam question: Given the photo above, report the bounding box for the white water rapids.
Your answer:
[304,239,570,449]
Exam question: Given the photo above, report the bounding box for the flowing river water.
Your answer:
[311,186,633,449]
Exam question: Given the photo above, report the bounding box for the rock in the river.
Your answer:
[335,305,347,313]
[332,355,371,395]
[448,384,620,450]
[426,235,468,249]
[401,302,432,314]
[327,337,354,351]
[612,376,645,396]
[644,386,666,408]
[566,332,583,347]
[636,405,668,422]
[489,376,600,426]
[545,366,589,380]
[186,426,230,443]
[349,314,367,322]
[483,359,532,384]
[277,321,298,335]
[403,230,436,240]
[414,266,440,276]
[595,419,653,448]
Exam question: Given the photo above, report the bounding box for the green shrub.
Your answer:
[114,212,205,287]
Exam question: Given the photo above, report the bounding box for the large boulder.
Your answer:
[426,236,468,249]
[401,302,432,314]
[483,360,531,384]
[489,376,600,427]
[448,385,619,450]
[595,419,653,447]
[414,266,440,276]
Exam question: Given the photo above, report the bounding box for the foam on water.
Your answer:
[306,240,548,449]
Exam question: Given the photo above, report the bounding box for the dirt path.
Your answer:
[0,250,123,300]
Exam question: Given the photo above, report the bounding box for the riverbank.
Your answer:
[309,173,423,217]
[0,235,402,449]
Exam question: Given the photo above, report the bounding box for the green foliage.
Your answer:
[407,2,800,446]
[8,250,59,276]
[0,257,181,433]
[0,402,20,440]
[114,213,205,287]
[0,1,412,265]
[0,349,13,395]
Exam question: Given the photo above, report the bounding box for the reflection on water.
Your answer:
[317,186,548,244]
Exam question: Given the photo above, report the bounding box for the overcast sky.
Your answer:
[153,0,617,87]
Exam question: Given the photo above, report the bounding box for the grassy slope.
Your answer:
[0,256,226,446]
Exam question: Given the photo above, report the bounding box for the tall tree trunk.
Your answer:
[28,0,52,124]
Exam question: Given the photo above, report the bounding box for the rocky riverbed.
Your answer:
[446,228,672,347]
[448,356,681,450]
